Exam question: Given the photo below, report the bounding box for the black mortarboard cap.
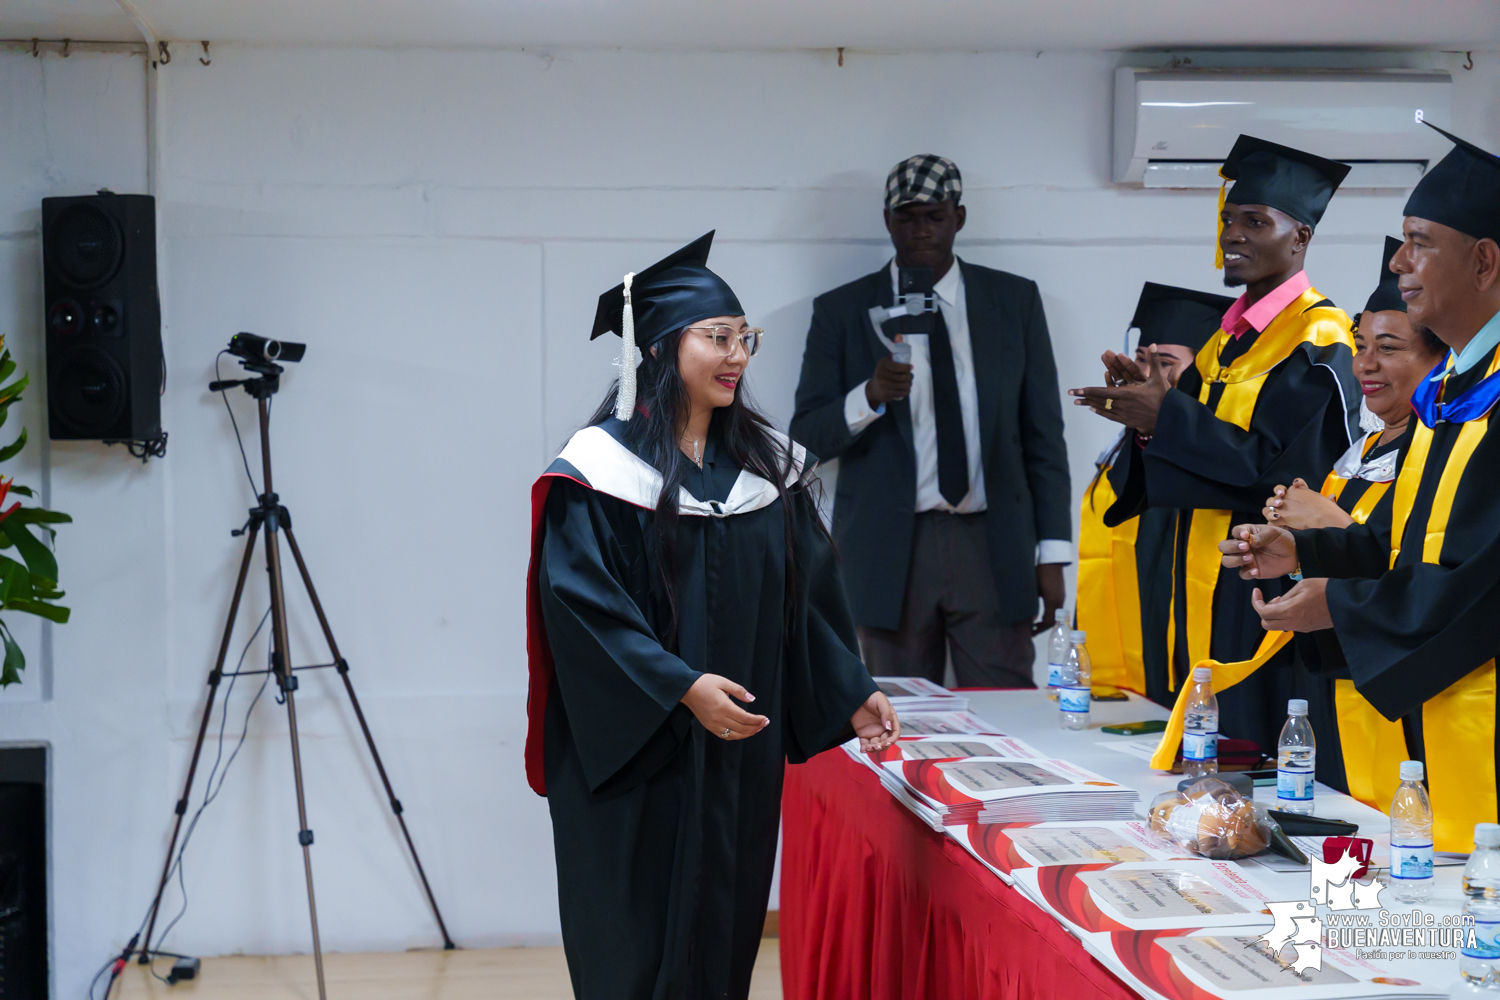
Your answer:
[1403,121,1500,243]
[1222,134,1351,228]
[1130,282,1235,354]
[590,231,743,349]
[1363,236,1407,316]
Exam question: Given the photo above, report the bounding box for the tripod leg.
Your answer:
[264,518,328,1000]
[139,522,262,961]
[284,527,457,950]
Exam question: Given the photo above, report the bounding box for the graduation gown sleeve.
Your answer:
[1114,352,1349,520]
[539,479,702,792]
[782,490,879,763]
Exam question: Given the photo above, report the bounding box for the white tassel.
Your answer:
[1358,397,1385,435]
[614,271,638,421]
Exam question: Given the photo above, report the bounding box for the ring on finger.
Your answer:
[720,728,732,739]
[1104,398,1114,411]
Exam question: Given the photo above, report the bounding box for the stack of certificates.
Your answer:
[842,733,1047,830]
[882,754,1140,826]
[874,676,971,714]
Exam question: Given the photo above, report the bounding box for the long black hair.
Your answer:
[587,330,816,650]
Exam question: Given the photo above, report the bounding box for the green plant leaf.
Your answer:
[5,599,69,623]
[0,428,27,463]
[0,521,57,583]
[7,485,33,498]
[0,558,32,603]
[0,626,23,687]
[6,507,72,525]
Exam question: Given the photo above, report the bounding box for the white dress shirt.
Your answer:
[843,258,1071,565]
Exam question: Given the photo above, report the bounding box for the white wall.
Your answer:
[1,41,1497,996]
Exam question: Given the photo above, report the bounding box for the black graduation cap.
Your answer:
[1403,121,1500,244]
[1222,134,1352,228]
[1130,282,1235,354]
[590,231,744,349]
[1363,236,1407,316]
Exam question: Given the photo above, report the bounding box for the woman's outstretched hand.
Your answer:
[682,674,769,740]
[852,691,900,753]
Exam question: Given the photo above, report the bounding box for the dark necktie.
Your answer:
[927,308,969,507]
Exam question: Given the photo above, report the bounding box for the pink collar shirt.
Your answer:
[1219,270,1311,340]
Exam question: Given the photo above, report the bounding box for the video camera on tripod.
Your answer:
[209,332,308,396]
[122,332,453,1000]
[867,266,938,363]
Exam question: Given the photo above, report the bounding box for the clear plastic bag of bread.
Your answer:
[1148,776,1272,859]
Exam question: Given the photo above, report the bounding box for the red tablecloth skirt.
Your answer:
[780,750,1141,1000]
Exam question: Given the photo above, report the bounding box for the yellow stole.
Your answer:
[1315,434,1404,812]
[1150,287,1352,770]
[1149,445,1397,776]
[1076,464,1145,694]
[1379,349,1500,851]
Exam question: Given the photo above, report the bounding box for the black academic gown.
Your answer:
[1289,429,1410,793]
[533,418,876,1000]
[1108,326,1356,754]
[1100,456,1179,709]
[1295,347,1500,848]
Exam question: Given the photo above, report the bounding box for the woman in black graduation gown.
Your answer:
[524,232,899,1000]
[1261,237,1445,803]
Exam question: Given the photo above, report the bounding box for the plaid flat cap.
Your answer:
[886,154,962,210]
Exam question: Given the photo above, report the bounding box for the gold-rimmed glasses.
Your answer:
[685,325,763,358]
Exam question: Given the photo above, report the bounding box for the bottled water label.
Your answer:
[1182,731,1218,762]
[1462,918,1500,960]
[1277,769,1314,802]
[1047,662,1065,688]
[1059,687,1090,713]
[1391,843,1434,880]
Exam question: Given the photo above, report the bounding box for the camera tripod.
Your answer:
[135,360,454,999]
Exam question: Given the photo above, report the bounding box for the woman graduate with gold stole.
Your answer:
[1257,237,1444,804]
[1077,282,1231,706]
[1072,135,1360,755]
[524,233,898,1000]
[1225,124,1500,851]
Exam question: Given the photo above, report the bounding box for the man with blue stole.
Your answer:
[1226,123,1500,852]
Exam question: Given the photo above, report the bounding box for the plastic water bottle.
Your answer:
[1181,666,1219,778]
[1059,630,1091,731]
[1390,760,1434,903]
[1046,610,1070,690]
[1276,699,1317,816]
[1462,823,1500,985]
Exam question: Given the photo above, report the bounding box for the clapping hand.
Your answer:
[1069,347,1172,434]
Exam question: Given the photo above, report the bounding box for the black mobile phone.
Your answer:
[1267,811,1360,837]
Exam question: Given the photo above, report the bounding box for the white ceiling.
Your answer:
[5,0,1500,51]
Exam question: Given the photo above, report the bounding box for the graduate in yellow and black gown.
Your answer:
[524,233,899,1000]
[1225,124,1500,850]
[1257,236,1445,801]
[1076,282,1232,707]
[1072,135,1361,755]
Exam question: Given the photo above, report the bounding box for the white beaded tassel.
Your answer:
[614,271,638,421]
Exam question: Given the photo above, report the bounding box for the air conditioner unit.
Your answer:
[1113,68,1453,190]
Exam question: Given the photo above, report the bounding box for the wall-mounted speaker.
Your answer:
[42,192,164,448]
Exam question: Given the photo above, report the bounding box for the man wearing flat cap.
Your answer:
[1223,122,1500,851]
[791,154,1071,688]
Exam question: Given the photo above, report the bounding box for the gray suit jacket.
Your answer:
[789,260,1071,629]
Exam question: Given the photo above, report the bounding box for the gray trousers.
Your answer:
[857,511,1037,689]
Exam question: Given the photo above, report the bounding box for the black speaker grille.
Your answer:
[49,345,128,436]
[47,204,123,288]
